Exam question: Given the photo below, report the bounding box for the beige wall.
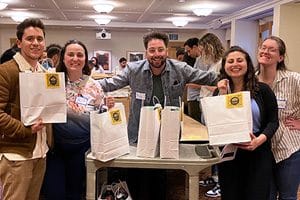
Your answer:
[277,4,300,72]
[0,26,225,69]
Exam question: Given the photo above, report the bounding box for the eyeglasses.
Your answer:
[259,46,278,53]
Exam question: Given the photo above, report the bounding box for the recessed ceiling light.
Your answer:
[95,18,111,25]
[0,2,8,10]
[11,15,28,22]
[193,8,213,16]
[93,4,114,13]
[172,18,189,27]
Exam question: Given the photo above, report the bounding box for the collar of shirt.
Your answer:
[13,52,44,73]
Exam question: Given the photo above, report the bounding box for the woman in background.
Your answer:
[90,56,105,73]
[43,39,114,200]
[217,46,278,200]
[194,33,225,198]
[257,36,300,200]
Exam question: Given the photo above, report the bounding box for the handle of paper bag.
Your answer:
[218,79,231,95]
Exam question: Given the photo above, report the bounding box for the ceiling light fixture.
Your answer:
[172,18,189,27]
[11,15,28,22]
[95,18,111,25]
[0,2,8,10]
[93,4,114,13]
[193,8,213,16]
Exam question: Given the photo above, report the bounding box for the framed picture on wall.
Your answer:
[127,51,144,62]
[94,50,112,73]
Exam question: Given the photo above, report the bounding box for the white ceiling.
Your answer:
[0,0,296,31]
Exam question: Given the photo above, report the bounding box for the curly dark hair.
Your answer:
[143,32,169,49]
[56,39,90,82]
[219,46,259,98]
[16,18,45,40]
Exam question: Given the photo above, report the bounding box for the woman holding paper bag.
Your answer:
[216,46,279,200]
[42,39,114,200]
[257,36,300,200]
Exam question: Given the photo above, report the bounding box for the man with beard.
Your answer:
[100,32,217,144]
[99,32,218,199]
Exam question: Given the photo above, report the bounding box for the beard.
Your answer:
[148,56,166,69]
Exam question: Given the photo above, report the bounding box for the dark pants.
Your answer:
[187,100,201,122]
[219,144,273,200]
[42,140,90,200]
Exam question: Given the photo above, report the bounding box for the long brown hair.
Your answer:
[219,46,259,97]
[56,39,91,82]
[257,36,287,75]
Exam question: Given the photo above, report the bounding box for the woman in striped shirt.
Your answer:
[257,36,300,200]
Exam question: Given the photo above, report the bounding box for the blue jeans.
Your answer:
[270,149,300,200]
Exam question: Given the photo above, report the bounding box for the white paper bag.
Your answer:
[19,72,66,126]
[160,106,181,159]
[136,105,161,158]
[200,91,252,146]
[90,103,129,162]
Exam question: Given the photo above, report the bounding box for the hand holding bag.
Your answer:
[90,103,130,162]
[200,91,252,145]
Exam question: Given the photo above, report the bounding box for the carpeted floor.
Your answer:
[167,167,220,200]
[167,167,299,200]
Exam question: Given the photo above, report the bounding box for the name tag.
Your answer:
[136,92,146,100]
[75,96,88,106]
[277,99,286,109]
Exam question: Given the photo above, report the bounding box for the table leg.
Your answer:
[189,174,200,200]
[86,168,96,200]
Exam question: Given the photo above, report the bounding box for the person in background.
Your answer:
[184,37,204,122]
[196,33,225,198]
[0,18,48,200]
[256,36,300,200]
[182,52,196,114]
[217,46,279,200]
[0,43,20,64]
[47,44,62,68]
[40,44,62,71]
[175,47,185,61]
[42,39,114,200]
[90,56,105,73]
[99,31,218,200]
[115,57,127,75]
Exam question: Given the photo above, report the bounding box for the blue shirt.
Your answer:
[99,58,218,143]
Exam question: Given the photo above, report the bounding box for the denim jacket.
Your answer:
[99,58,217,143]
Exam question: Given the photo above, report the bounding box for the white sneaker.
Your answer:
[199,177,217,187]
[205,184,221,198]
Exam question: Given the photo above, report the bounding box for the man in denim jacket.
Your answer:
[100,32,218,144]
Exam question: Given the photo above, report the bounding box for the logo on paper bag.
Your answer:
[226,92,244,108]
[45,73,60,88]
[110,109,122,125]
